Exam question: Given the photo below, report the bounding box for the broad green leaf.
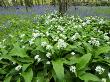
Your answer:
[22,64,31,72]
[3,76,12,82]
[52,59,65,82]
[95,45,110,57]
[79,73,100,81]
[64,56,79,65]
[9,43,28,58]
[77,53,92,70]
[22,68,33,82]
[0,68,6,74]
[17,78,20,82]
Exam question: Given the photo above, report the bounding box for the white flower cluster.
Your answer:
[88,37,100,46]
[32,32,41,38]
[41,42,48,47]
[95,66,105,74]
[60,34,67,40]
[34,55,41,62]
[46,52,52,58]
[20,34,25,38]
[70,33,80,41]
[29,38,35,45]
[46,45,53,50]
[99,19,105,24]
[57,39,67,49]
[71,52,75,56]
[104,33,109,41]
[46,61,51,65]
[108,72,110,79]
[101,78,106,82]
[15,65,22,71]
[57,26,64,32]
[70,66,76,73]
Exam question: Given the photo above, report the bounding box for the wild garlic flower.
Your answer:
[29,38,35,45]
[70,66,76,73]
[53,36,59,41]
[32,33,40,38]
[99,19,105,24]
[15,65,22,71]
[46,61,51,64]
[60,34,67,40]
[57,39,67,49]
[104,33,109,41]
[34,55,41,62]
[108,72,110,79]
[46,31,50,36]
[88,38,100,47]
[101,78,106,82]
[70,33,80,41]
[57,26,64,32]
[95,66,105,74]
[46,45,53,50]
[41,42,48,47]
[71,52,75,56]
[20,34,25,38]
[34,55,39,60]
[46,52,52,58]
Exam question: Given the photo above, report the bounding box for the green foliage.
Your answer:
[0,13,110,82]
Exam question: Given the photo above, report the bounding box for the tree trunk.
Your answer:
[58,0,68,15]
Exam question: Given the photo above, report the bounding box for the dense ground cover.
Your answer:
[0,13,110,82]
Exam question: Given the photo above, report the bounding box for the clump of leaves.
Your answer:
[0,13,110,82]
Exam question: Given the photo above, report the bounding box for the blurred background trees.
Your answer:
[0,0,110,14]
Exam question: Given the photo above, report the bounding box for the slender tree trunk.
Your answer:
[58,0,68,15]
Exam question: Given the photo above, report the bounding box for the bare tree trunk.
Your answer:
[58,0,68,15]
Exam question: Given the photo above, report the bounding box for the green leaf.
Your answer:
[21,68,33,82]
[77,53,92,70]
[79,73,100,81]
[9,43,28,58]
[22,64,31,72]
[3,76,12,82]
[95,45,110,57]
[52,59,65,82]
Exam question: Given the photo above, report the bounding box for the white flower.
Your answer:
[95,66,105,74]
[57,39,67,49]
[70,33,80,41]
[71,52,75,56]
[22,46,25,48]
[34,55,39,60]
[46,31,50,36]
[20,34,25,38]
[41,42,48,47]
[29,38,35,45]
[70,66,76,73]
[57,26,64,32]
[99,19,105,24]
[37,58,41,62]
[53,37,59,41]
[46,45,53,50]
[88,38,100,47]
[82,22,86,26]
[15,65,22,71]
[104,33,109,41]
[46,61,51,64]
[32,33,40,38]
[108,72,110,79]
[46,52,52,58]
[104,35,109,41]
[101,78,106,82]
[60,34,67,40]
